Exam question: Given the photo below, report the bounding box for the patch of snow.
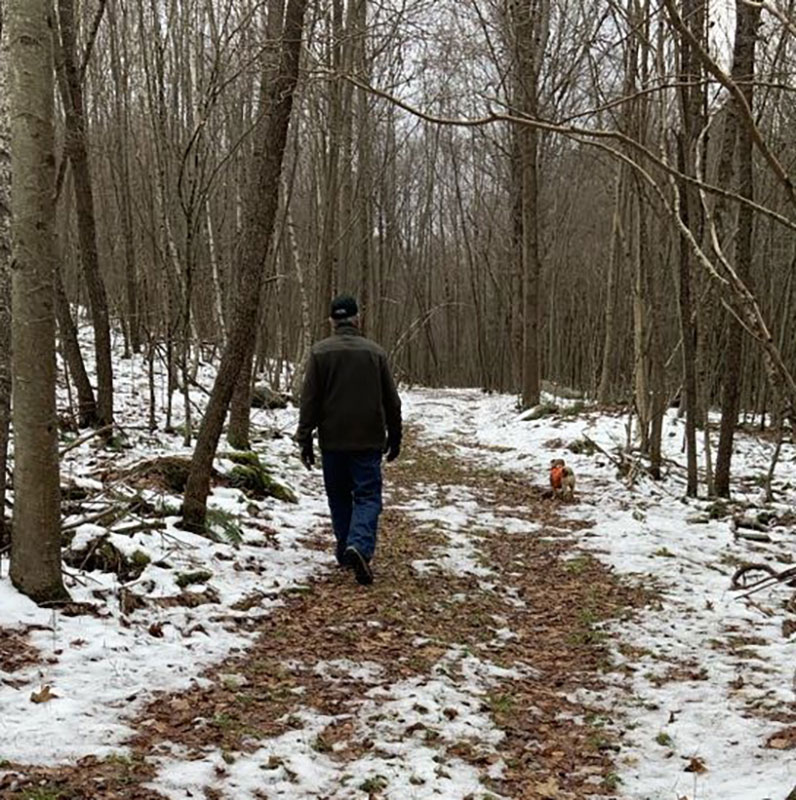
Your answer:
[405,387,796,800]
[0,347,334,765]
[150,650,511,799]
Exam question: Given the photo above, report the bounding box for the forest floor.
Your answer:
[0,349,794,799]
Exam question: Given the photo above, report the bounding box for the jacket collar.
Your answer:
[333,320,362,336]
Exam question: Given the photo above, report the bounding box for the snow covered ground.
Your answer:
[1,343,794,798]
[403,388,796,800]
[1,348,331,764]
[152,648,513,800]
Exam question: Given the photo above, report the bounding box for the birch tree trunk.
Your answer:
[8,0,69,602]
[108,1,140,355]
[631,185,651,450]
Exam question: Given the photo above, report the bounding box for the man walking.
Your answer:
[295,295,402,585]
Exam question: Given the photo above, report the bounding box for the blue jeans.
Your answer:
[321,450,383,562]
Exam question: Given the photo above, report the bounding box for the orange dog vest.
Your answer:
[550,465,565,490]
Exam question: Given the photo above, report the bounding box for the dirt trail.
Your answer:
[1,428,648,800]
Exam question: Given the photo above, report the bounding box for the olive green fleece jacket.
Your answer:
[295,322,402,452]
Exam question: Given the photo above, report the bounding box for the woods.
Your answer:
[0,0,792,595]
[0,2,795,796]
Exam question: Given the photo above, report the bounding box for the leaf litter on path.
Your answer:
[1,425,647,799]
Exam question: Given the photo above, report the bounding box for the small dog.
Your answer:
[549,458,576,500]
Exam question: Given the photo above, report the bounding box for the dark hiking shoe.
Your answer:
[336,545,352,569]
[344,546,373,586]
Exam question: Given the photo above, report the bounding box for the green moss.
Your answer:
[224,452,297,503]
[560,401,590,417]
[312,735,332,753]
[130,550,151,569]
[224,451,259,468]
[487,693,515,714]
[359,776,388,793]
[21,790,63,800]
[568,438,597,455]
[652,547,676,558]
[564,556,592,575]
[706,500,730,520]
[603,773,622,790]
[176,570,213,589]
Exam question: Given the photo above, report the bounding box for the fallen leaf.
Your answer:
[170,697,191,712]
[534,776,561,798]
[684,756,707,773]
[767,738,793,750]
[30,685,58,704]
[765,728,796,750]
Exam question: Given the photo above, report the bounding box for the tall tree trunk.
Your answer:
[183,0,309,531]
[227,330,257,450]
[283,171,312,397]
[54,263,98,427]
[512,0,548,408]
[56,0,113,428]
[206,197,227,344]
[0,4,11,543]
[598,168,623,405]
[631,184,650,450]
[108,1,140,355]
[8,0,69,603]
[672,0,704,496]
[715,1,762,497]
[521,119,542,407]
[316,4,344,338]
[647,221,667,478]
[675,155,699,496]
[353,0,371,333]
[227,0,286,451]
[509,127,523,392]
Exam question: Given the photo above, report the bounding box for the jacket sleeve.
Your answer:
[380,354,402,442]
[295,352,321,446]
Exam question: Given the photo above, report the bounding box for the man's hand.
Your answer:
[300,440,315,469]
[384,434,400,463]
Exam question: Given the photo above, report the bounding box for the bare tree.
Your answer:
[8,0,69,603]
[0,1,11,544]
[227,0,287,451]
[183,0,309,531]
[55,263,99,428]
[510,0,549,408]
[672,0,707,496]
[56,0,114,428]
[714,0,763,497]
